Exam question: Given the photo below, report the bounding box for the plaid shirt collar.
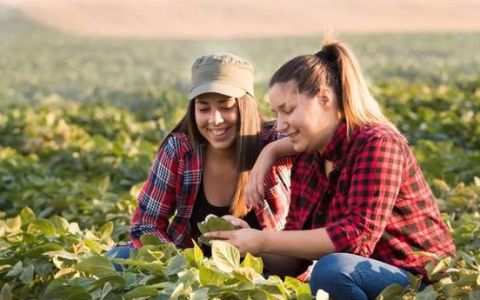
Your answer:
[321,121,351,165]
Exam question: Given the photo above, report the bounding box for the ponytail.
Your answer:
[270,36,400,138]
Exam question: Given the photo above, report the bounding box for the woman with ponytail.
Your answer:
[206,39,455,299]
[109,53,291,262]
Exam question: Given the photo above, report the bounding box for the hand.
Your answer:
[221,215,250,229]
[245,145,276,208]
[205,228,264,256]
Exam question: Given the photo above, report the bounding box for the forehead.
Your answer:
[195,93,236,104]
[268,81,299,105]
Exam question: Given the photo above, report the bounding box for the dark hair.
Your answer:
[171,93,263,216]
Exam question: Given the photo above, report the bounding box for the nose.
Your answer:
[276,114,288,133]
[209,108,224,125]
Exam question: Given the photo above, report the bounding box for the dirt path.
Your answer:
[2,0,480,38]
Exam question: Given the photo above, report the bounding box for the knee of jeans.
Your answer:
[310,253,349,294]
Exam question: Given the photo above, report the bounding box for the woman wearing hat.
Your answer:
[111,53,291,260]
[205,39,455,298]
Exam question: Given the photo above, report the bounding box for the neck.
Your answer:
[206,144,236,161]
[318,118,342,154]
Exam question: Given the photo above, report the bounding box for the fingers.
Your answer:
[204,231,230,240]
[222,215,250,229]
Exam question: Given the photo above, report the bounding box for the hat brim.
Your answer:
[188,82,248,100]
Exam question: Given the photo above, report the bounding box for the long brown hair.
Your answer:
[269,36,399,137]
[172,93,263,217]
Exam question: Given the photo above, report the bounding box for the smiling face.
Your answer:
[194,93,239,151]
[269,80,342,153]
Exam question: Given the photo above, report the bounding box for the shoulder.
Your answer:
[355,124,407,147]
[159,132,195,158]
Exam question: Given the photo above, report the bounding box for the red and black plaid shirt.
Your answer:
[131,127,291,248]
[286,122,455,277]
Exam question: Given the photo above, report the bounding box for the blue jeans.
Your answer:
[310,253,416,300]
[106,245,136,272]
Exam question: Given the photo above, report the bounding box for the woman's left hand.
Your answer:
[205,228,264,256]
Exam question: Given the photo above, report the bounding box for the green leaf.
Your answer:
[207,215,235,231]
[241,253,263,274]
[43,286,91,300]
[43,250,77,260]
[85,239,102,254]
[469,288,480,300]
[30,219,57,236]
[232,267,262,283]
[0,283,13,300]
[191,287,209,300]
[197,214,234,236]
[25,242,64,258]
[43,277,68,295]
[6,216,21,233]
[123,286,158,299]
[98,222,113,240]
[100,282,112,300]
[415,285,438,300]
[19,263,34,284]
[140,233,163,246]
[97,176,111,194]
[295,283,313,300]
[211,240,240,273]
[375,283,405,300]
[164,255,186,276]
[197,221,208,235]
[90,275,126,290]
[199,265,227,286]
[6,261,23,277]
[20,207,36,225]
[75,256,116,278]
[50,215,70,235]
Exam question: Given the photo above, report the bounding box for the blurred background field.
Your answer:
[1,2,480,299]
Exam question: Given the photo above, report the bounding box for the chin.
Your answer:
[292,143,307,153]
[210,141,236,150]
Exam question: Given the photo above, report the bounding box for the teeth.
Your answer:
[210,128,227,136]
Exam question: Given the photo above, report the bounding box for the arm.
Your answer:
[205,227,335,260]
[209,136,405,259]
[130,136,180,246]
[246,138,296,207]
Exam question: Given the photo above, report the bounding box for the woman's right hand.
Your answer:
[222,215,251,229]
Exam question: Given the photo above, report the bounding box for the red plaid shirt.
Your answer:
[286,122,455,277]
[131,127,291,248]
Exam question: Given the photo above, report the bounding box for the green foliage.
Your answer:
[1,7,480,299]
[1,214,311,299]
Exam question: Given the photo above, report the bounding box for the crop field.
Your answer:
[1,7,480,299]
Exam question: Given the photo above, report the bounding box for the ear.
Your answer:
[317,87,336,108]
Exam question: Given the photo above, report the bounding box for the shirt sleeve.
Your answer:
[130,136,180,246]
[325,136,405,256]
[259,125,292,230]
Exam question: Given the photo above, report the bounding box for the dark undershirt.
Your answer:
[190,179,260,255]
